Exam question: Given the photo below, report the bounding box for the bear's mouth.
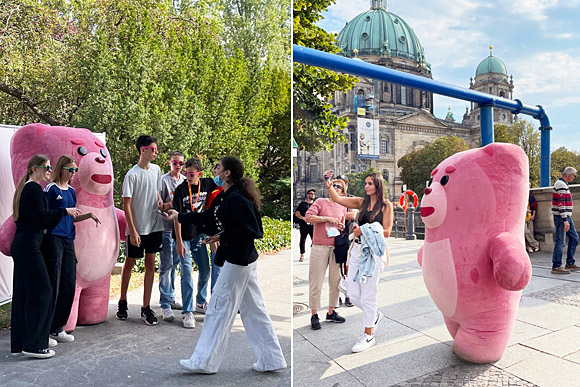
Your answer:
[91,174,112,184]
[420,207,435,217]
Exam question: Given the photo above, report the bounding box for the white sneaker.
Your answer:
[48,338,57,348]
[179,359,215,374]
[22,349,55,359]
[252,362,287,372]
[373,311,384,335]
[51,331,74,343]
[195,302,208,314]
[183,312,195,328]
[352,333,376,353]
[162,308,175,322]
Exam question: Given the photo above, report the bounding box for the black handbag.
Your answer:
[334,229,350,264]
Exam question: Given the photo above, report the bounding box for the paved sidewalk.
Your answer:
[293,228,580,386]
[0,249,291,386]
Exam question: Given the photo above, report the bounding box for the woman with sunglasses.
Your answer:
[42,155,100,345]
[325,170,393,353]
[10,154,81,359]
[164,156,287,374]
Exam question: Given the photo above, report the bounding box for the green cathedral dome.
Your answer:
[336,4,427,63]
[475,50,507,77]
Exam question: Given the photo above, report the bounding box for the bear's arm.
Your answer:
[488,232,531,291]
[417,246,423,267]
[115,208,126,242]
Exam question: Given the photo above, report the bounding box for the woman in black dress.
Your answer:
[10,154,80,359]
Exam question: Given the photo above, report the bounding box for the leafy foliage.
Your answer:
[254,217,291,253]
[551,147,580,185]
[397,136,468,199]
[293,0,358,151]
[0,0,290,214]
[494,119,540,186]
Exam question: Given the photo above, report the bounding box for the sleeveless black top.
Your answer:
[359,206,384,226]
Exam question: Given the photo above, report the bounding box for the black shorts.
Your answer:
[125,231,163,259]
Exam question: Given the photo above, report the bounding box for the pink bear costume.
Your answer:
[417,143,532,363]
[0,123,126,331]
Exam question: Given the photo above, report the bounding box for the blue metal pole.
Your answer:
[293,44,553,186]
[480,105,494,146]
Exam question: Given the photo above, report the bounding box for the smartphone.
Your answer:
[323,169,333,181]
[204,230,223,242]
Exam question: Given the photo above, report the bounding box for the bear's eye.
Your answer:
[427,177,433,187]
[77,146,87,156]
[440,175,449,186]
[100,149,108,158]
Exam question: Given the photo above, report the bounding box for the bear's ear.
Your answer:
[35,125,48,137]
[482,143,496,157]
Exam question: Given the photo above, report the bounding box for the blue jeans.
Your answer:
[186,234,211,306]
[211,251,221,294]
[159,231,179,309]
[159,231,194,313]
[552,215,579,269]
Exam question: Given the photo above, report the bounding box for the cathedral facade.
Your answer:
[294,0,515,202]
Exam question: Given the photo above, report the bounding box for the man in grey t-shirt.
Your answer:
[157,150,191,325]
[117,135,164,326]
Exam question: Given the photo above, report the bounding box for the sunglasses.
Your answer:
[182,171,202,178]
[332,184,343,190]
[169,160,185,166]
[142,146,158,152]
[63,167,79,173]
[35,165,52,171]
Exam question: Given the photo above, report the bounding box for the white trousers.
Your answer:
[346,242,386,328]
[189,261,287,373]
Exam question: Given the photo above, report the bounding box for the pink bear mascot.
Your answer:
[418,143,532,363]
[0,123,126,331]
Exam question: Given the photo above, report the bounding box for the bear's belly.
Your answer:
[422,239,458,317]
[75,205,119,282]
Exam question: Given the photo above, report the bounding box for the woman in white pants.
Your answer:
[325,171,393,353]
[165,156,286,374]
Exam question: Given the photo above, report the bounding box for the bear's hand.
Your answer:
[488,232,532,291]
[115,208,127,243]
[0,216,16,256]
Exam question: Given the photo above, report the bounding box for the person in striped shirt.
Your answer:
[551,167,580,274]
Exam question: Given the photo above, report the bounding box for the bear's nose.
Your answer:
[95,157,105,164]
[424,187,432,195]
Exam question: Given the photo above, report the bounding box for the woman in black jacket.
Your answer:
[164,156,287,374]
[10,154,80,359]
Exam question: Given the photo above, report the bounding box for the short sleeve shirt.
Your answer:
[44,183,76,240]
[122,163,164,236]
[160,172,186,231]
[305,198,347,246]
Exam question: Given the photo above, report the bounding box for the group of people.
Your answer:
[11,154,98,358]
[296,171,393,353]
[10,134,287,375]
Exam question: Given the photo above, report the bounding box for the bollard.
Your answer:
[406,205,417,240]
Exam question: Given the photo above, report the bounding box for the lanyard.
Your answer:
[188,182,201,212]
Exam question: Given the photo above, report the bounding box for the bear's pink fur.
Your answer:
[0,123,126,330]
[418,143,531,363]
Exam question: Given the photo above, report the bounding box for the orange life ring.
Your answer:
[399,190,418,210]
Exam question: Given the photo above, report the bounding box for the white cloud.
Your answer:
[505,0,558,21]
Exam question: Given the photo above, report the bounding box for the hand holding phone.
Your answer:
[203,230,223,244]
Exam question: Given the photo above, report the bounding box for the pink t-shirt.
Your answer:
[305,198,347,246]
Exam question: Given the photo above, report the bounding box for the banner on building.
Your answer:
[357,118,379,160]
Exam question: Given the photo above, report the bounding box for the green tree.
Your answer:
[397,136,468,199]
[550,147,580,185]
[494,119,540,186]
[293,0,358,151]
[0,0,290,212]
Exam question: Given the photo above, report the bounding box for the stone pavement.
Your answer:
[293,228,580,387]
[0,249,291,386]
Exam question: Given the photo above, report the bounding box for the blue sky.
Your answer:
[318,0,580,151]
